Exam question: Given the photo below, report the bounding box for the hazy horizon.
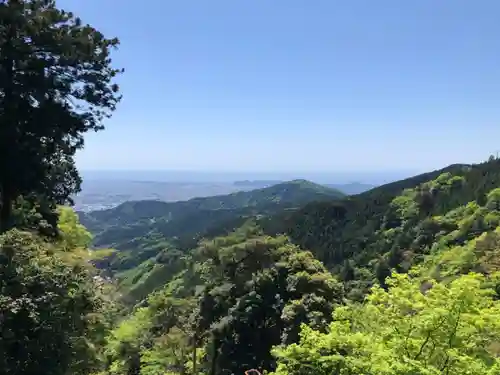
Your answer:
[80,168,423,185]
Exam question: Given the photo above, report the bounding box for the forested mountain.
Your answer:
[96,158,500,375]
[84,161,500,301]
[233,180,376,194]
[264,161,500,286]
[263,164,472,263]
[79,180,343,277]
[80,179,343,233]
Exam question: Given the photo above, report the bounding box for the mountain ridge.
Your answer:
[79,179,344,232]
[81,179,345,280]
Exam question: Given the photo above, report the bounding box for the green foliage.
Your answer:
[91,248,118,261]
[424,227,500,280]
[0,229,111,375]
[4,3,500,375]
[272,272,500,375]
[116,248,185,304]
[0,0,122,232]
[94,232,176,274]
[101,225,344,375]
[81,180,346,305]
[88,231,187,303]
[261,160,500,299]
[58,206,93,251]
[105,287,195,375]
[0,1,124,373]
[192,227,344,375]
[265,161,500,268]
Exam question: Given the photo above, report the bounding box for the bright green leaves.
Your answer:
[103,227,344,375]
[486,188,500,212]
[105,287,195,375]
[387,173,465,226]
[57,206,93,251]
[273,272,500,375]
[427,227,500,279]
[391,191,420,222]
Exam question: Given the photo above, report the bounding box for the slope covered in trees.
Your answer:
[2,1,500,375]
[87,159,500,311]
[94,158,500,375]
[80,180,345,290]
[268,164,500,373]
[0,208,121,375]
[272,273,500,375]
[103,224,344,375]
[263,163,472,265]
[89,158,500,375]
[264,161,500,282]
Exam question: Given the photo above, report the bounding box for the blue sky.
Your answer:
[65,0,500,173]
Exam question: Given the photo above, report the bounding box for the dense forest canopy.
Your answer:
[1,1,500,375]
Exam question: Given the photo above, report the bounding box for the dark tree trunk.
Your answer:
[0,22,16,234]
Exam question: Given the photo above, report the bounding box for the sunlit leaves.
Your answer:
[57,206,93,251]
[272,272,500,375]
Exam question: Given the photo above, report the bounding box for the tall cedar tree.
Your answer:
[0,0,122,232]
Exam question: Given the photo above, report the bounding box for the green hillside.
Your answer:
[90,159,500,307]
[262,163,473,266]
[7,154,500,375]
[80,179,343,232]
[80,179,345,300]
[261,159,500,298]
[81,179,343,250]
[99,158,500,375]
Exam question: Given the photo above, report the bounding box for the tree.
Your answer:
[57,205,92,251]
[486,188,500,212]
[0,0,122,232]
[272,272,500,375]
[194,230,344,375]
[105,289,195,375]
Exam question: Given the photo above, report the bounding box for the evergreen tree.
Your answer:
[0,0,122,232]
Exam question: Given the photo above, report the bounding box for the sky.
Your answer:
[63,0,500,174]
